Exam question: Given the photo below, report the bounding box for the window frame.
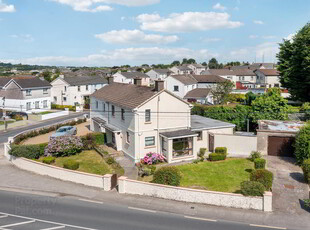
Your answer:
[173,85,179,92]
[145,136,155,147]
[78,86,81,92]
[121,109,125,121]
[145,109,151,123]
[96,101,98,109]
[112,105,115,117]
[86,85,89,91]
[43,88,48,94]
[26,89,32,96]
[126,131,130,144]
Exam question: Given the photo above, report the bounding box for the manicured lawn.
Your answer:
[37,111,54,115]
[177,158,254,193]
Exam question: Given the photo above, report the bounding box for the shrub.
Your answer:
[249,151,262,161]
[12,114,23,121]
[44,136,83,157]
[301,159,310,183]
[240,181,265,196]
[51,104,76,112]
[215,147,227,154]
[142,152,165,165]
[254,158,266,169]
[193,159,200,164]
[198,148,207,158]
[304,199,310,208]
[199,156,204,162]
[209,153,226,161]
[63,159,79,170]
[147,165,156,175]
[93,133,105,145]
[81,133,96,150]
[294,124,310,165]
[106,157,116,165]
[152,166,181,186]
[9,144,44,159]
[250,169,273,191]
[42,156,56,164]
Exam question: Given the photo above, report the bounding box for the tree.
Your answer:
[208,58,219,69]
[249,88,289,123]
[201,62,207,67]
[294,124,310,165]
[41,70,52,82]
[211,81,235,104]
[245,92,257,106]
[277,23,310,102]
[171,60,180,66]
[181,58,188,65]
[187,58,196,64]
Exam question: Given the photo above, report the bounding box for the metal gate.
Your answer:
[268,136,295,157]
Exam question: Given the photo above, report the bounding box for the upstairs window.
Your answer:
[145,109,151,122]
[43,88,48,94]
[78,86,81,92]
[64,86,67,92]
[86,85,89,91]
[173,85,179,92]
[126,132,130,143]
[102,102,105,112]
[121,109,125,121]
[96,101,98,109]
[112,105,115,117]
[26,90,32,96]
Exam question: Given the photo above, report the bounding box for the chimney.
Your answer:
[134,77,142,86]
[155,80,164,92]
[107,76,114,84]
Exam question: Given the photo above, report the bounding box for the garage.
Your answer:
[268,136,295,157]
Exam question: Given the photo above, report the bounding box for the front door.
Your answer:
[209,134,214,152]
[35,101,40,109]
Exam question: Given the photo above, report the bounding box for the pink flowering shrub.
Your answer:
[142,152,166,165]
[45,136,83,157]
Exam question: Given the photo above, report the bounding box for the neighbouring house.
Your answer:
[169,65,192,75]
[51,74,108,106]
[184,88,213,105]
[164,74,197,99]
[256,120,305,157]
[146,69,172,84]
[187,64,206,75]
[0,76,52,112]
[113,71,150,86]
[254,69,281,88]
[233,69,256,84]
[90,80,236,163]
[202,69,237,83]
[192,74,227,88]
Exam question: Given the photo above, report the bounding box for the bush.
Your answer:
[209,153,226,161]
[249,151,262,161]
[106,157,116,165]
[193,159,200,164]
[198,148,207,158]
[250,169,273,191]
[81,133,96,150]
[93,133,105,145]
[63,159,79,170]
[44,136,83,157]
[12,114,23,121]
[9,144,45,159]
[215,147,227,154]
[42,156,56,164]
[142,152,165,165]
[304,199,310,208]
[294,124,310,165]
[152,166,181,186]
[301,159,310,183]
[254,158,266,169]
[240,181,265,196]
[51,104,76,112]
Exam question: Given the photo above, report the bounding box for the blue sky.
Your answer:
[0,0,309,66]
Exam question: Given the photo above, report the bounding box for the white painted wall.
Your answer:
[3,97,51,112]
[165,76,197,98]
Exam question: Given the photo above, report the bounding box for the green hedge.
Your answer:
[42,156,56,164]
[63,159,79,170]
[215,147,227,154]
[254,158,266,169]
[9,144,47,159]
[51,104,76,112]
[294,124,310,165]
[250,169,273,191]
[152,166,181,186]
[198,148,207,158]
[240,181,265,196]
[302,159,310,184]
[249,151,262,162]
[209,153,226,161]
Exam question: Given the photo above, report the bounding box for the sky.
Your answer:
[0,0,309,67]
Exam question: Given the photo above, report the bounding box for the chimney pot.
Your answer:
[155,80,164,92]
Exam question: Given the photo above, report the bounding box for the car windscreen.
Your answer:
[57,128,67,132]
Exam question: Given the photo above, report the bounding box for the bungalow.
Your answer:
[146,69,172,84]
[164,74,197,99]
[90,79,235,163]
[184,88,213,105]
[192,74,227,88]
[0,76,52,112]
[113,71,150,86]
[254,69,281,88]
[202,69,237,82]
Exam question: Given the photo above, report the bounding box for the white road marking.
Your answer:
[0,220,35,228]
[0,215,7,219]
[184,216,217,222]
[0,212,98,230]
[128,207,157,213]
[41,226,66,230]
[78,198,103,204]
[250,224,287,229]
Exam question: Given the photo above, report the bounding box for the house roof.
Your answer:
[175,65,192,71]
[184,88,212,99]
[191,115,236,131]
[169,74,197,85]
[13,77,51,89]
[257,120,304,132]
[255,69,280,76]
[189,64,205,68]
[160,129,198,139]
[192,74,227,83]
[118,72,149,79]
[152,69,171,75]
[203,69,235,75]
[0,78,11,88]
[62,75,108,86]
[91,82,159,109]
[233,69,256,76]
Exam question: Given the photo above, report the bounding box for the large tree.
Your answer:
[277,23,310,102]
[208,58,219,69]
[211,80,234,104]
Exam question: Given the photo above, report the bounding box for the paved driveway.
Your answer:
[266,156,309,215]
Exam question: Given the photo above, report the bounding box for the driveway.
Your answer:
[266,156,309,215]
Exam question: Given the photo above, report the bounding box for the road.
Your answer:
[0,112,88,143]
[0,190,294,230]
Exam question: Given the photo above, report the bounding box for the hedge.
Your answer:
[51,104,76,112]
[42,156,56,164]
[302,159,310,183]
[249,151,262,162]
[63,159,79,170]
[215,147,227,154]
[254,158,266,169]
[240,181,265,196]
[152,166,181,186]
[250,169,273,191]
[294,124,310,165]
[209,153,226,161]
[9,144,47,159]
[198,148,207,158]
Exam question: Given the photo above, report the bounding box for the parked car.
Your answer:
[50,126,77,139]
[7,111,28,120]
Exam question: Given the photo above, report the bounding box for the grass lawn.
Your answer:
[177,158,254,193]
[37,111,54,115]
[0,120,15,125]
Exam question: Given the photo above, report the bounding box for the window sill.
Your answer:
[145,145,156,149]
[144,122,152,124]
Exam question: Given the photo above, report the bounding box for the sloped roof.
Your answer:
[152,69,171,75]
[13,77,51,89]
[203,69,235,75]
[184,88,212,98]
[233,69,256,76]
[118,72,149,79]
[192,75,227,83]
[0,78,11,88]
[63,75,108,86]
[255,69,280,76]
[169,74,197,85]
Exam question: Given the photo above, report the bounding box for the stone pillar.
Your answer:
[103,174,113,191]
[118,176,127,194]
[263,191,272,212]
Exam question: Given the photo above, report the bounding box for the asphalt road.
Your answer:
[0,190,294,230]
[0,112,88,144]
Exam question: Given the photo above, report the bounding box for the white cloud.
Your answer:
[253,20,264,25]
[249,35,258,39]
[0,0,15,13]
[201,37,221,42]
[10,34,34,42]
[213,3,226,11]
[2,47,217,66]
[49,0,159,12]
[95,29,179,44]
[120,16,125,21]
[285,33,296,41]
[137,12,243,33]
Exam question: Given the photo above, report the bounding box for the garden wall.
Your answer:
[28,110,69,121]
[0,120,28,131]
[118,177,272,212]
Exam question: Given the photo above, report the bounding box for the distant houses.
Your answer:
[113,71,150,86]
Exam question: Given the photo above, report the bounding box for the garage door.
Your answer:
[268,136,295,157]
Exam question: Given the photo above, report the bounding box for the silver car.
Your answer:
[50,126,77,139]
